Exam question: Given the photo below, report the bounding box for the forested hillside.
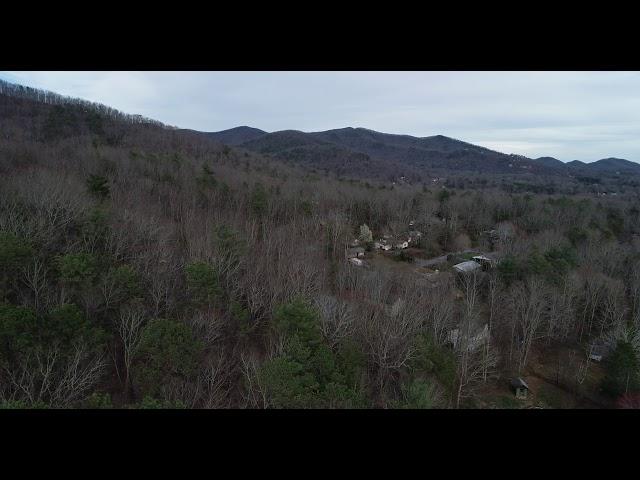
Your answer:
[207,125,640,191]
[1,80,640,409]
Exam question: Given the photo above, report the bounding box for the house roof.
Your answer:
[348,247,365,254]
[511,377,529,390]
[453,261,481,273]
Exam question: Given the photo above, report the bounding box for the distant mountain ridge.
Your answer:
[535,157,640,174]
[583,157,640,172]
[534,157,566,169]
[206,126,639,179]
[208,126,551,178]
[202,126,267,145]
[206,126,640,178]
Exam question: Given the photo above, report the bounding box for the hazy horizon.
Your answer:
[2,71,639,164]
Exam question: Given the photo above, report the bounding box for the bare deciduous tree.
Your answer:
[20,258,48,311]
[116,306,146,395]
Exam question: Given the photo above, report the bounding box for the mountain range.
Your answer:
[2,76,637,183]
[200,126,640,180]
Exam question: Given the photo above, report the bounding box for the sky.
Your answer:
[2,71,639,163]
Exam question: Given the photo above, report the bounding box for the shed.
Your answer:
[510,377,529,400]
[347,247,365,258]
[453,261,481,274]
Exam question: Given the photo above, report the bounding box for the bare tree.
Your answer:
[314,293,356,349]
[1,344,106,408]
[116,306,146,396]
[424,282,455,345]
[508,277,548,374]
[239,352,270,409]
[454,270,493,407]
[20,258,49,311]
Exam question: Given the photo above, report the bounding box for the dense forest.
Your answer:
[1,80,639,409]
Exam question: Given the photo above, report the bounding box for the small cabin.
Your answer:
[511,378,530,400]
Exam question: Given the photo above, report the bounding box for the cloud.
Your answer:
[1,71,639,163]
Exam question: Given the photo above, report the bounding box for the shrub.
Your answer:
[601,340,640,397]
[273,297,323,347]
[46,303,106,351]
[105,264,141,302]
[215,225,246,264]
[0,232,33,273]
[56,253,97,286]
[136,396,187,409]
[134,318,203,397]
[393,250,414,263]
[410,334,457,397]
[0,233,33,297]
[185,262,221,306]
[86,174,110,199]
[300,200,313,217]
[359,224,373,243]
[0,303,39,358]
[83,392,112,409]
[258,298,365,408]
[230,300,252,335]
[249,183,268,217]
[82,206,110,242]
[396,378,441,409]
[567,226,588,246]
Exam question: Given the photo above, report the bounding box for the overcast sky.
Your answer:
[2,71,639,163]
